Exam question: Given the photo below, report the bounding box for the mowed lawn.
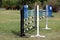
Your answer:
[0,10,60,40]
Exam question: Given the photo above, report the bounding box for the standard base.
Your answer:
[43,27,51,30]
[31,35,45,37]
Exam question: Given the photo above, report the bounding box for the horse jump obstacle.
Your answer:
[20,4,52,37]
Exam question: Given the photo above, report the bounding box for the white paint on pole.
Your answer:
[43,5,51,30]
[31,5,45,37]
[50,6,52,10]
[46,5,48,29]
[36,5,40,36]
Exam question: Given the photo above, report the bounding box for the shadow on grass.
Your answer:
[11,30,29,38]
[11,30,20,36]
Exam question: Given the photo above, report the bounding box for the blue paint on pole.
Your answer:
[23,5,28,19]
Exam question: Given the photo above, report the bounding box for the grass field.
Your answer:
[0,10,60,40]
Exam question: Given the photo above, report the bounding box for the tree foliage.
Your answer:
[0,0,60,10]
[0,0,2,7]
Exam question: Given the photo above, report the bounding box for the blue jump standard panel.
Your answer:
[20,7,25,36]
[23,5,28,19]
[20,5,28,36]
[48,5,52,17]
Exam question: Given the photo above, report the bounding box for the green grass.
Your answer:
[0,10,60,40]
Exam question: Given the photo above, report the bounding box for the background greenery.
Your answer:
[0,0,60,40]
[0,0,60,9]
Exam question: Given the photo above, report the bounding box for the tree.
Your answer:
[56,0,60,6]
[39,0,47,6]
[0,0,2,7]
[18,0,37,9]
